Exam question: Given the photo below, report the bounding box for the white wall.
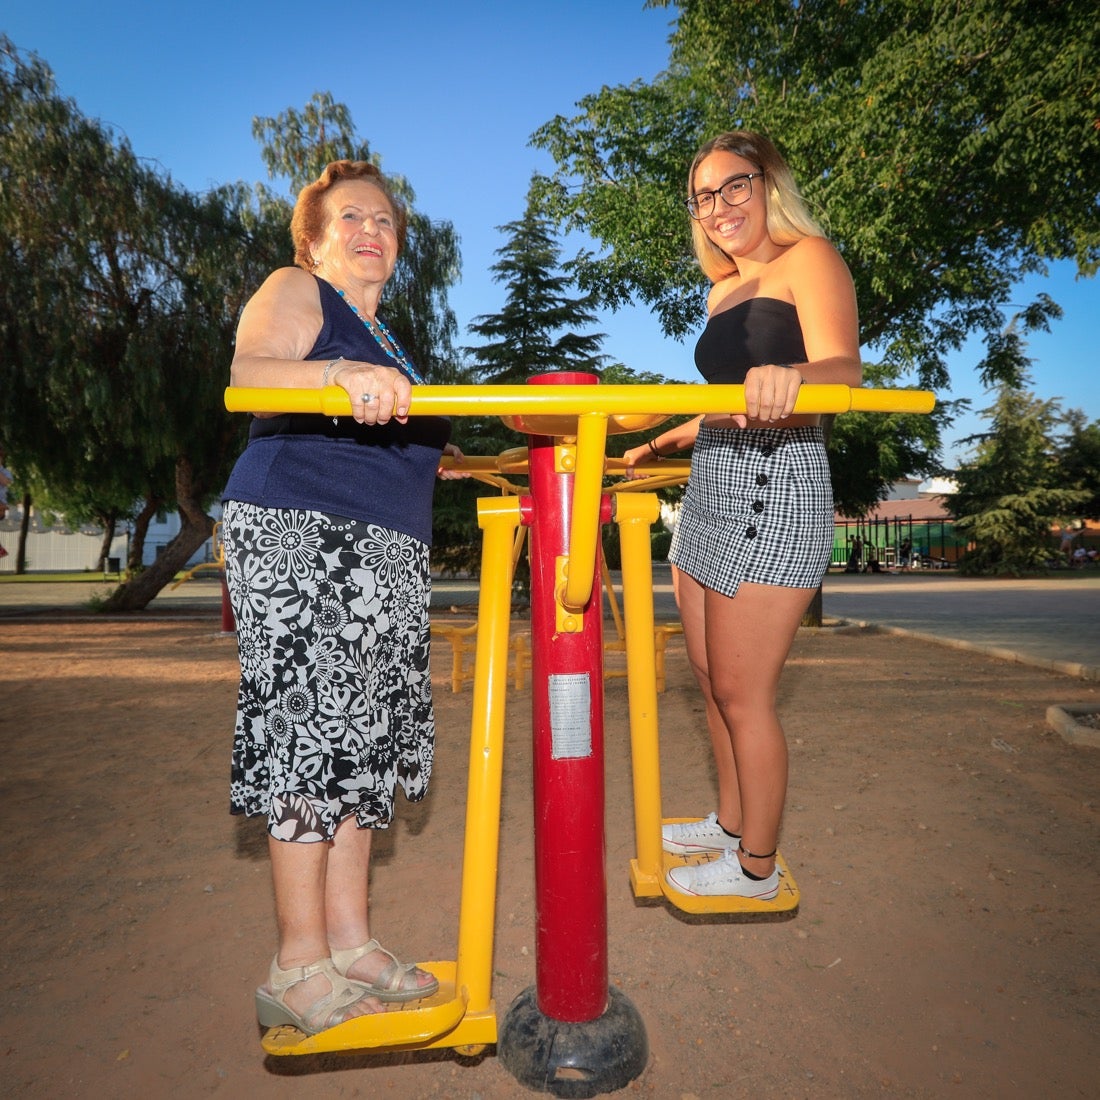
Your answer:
[0,503,220,573]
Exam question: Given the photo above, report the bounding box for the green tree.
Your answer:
[531,0,1098,418]
[827,363,963,517]
[2,37,290,599]
[1057,411,1100,521]
[952,385,1088,574]
[1,36,173,574]
[467,181,609,386]
[433,181,616,582]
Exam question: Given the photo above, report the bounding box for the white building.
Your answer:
[0,502,220,574]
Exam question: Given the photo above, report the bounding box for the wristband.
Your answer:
[647,439,662,460]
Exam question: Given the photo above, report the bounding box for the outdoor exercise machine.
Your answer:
[224,376,934,1095]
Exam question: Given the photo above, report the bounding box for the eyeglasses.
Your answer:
[685,172,764,220]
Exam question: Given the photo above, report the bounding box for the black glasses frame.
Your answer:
[685,172,765,220]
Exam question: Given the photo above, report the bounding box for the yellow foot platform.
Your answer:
[260,961,497,1056]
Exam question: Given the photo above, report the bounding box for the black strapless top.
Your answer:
[694,297,807,384]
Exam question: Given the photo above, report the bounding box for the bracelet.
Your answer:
[321,356,344,386]
[647,438,662,460]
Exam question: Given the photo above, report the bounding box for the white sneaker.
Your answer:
[662,811,738,855]
[666,849,780,900]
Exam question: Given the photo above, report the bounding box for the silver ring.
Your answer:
[360,393,375,405]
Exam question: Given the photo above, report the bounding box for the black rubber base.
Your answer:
[497,985,648,1098]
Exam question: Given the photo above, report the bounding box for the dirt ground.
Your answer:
[2,609,1098,1099]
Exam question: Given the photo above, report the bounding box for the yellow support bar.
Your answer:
[225,383,936,419]
[457,497,522,1021]
[561,412,609,612]
[614,493,665,898]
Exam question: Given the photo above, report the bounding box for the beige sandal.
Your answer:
[254,955,375,1034]
[331,939,439,1003]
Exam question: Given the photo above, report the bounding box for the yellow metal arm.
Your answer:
[224,383,935,418]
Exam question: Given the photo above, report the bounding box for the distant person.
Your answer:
[221,161,462,1036]
[0,447,12,559]
[845,535,863,573]
[899,538,912,568]
[648,130,861,901]
[0,446,12,522]
[1059,524,1077,564]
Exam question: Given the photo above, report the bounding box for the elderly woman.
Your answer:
[222,160,459,1034]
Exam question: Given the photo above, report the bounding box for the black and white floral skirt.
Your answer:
[222,501,435,842]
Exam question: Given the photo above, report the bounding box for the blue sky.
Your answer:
[6,1,1096,464]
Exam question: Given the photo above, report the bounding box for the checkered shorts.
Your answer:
[669,424,833,597]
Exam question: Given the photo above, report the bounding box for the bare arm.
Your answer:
[743,236,861,423]
[622,415,703,477]
[230,267,411,424]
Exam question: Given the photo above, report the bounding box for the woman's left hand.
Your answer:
[742,363,803,424]
[437,442,471,479]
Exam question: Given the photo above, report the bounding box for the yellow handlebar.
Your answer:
[224,383,935,418]
[224,382,935,617]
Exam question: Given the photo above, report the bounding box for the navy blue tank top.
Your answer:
[222,275,450,545]
[694,297,807,384]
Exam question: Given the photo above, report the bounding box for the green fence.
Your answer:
[832,516,967,570]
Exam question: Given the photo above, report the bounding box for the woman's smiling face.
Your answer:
[690,149,774,262]
[311,179,399,291]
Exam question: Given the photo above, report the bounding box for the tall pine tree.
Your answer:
[953,384,1088,575]
[466,180,608,385]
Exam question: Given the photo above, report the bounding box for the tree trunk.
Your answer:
[801,584,824,628]
[100,458,213,612]
[16,491,32,574]
[129,496,164,572]
[96,514,117,572]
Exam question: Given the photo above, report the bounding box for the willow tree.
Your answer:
[0,37,165,573]
[1,37,288,602]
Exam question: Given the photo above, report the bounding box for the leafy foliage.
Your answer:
[532,0,1099,395]
[466,179,609,385]
[952,385,1089,574]
[1056,411,1100,521]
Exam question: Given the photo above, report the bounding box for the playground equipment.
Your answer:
[223,378,934,1093]
[170,522,235,633]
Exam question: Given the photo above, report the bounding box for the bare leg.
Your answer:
[675,568,742,834]
[703,580,815,875]
[325,815,373,949]
[326,816,436,994]
[266,834,379,1020]
[677,569,816,875]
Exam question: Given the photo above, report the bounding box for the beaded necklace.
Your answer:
[336,289,426,384]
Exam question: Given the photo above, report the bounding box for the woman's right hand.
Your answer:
[331,362,412,424]
[621,443,653,480]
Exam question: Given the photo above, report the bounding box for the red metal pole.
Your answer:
[220,572,236,634]
[526,372,610,1023]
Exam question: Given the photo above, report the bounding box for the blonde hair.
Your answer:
[290,160,407,270]
[687,132,824,283]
